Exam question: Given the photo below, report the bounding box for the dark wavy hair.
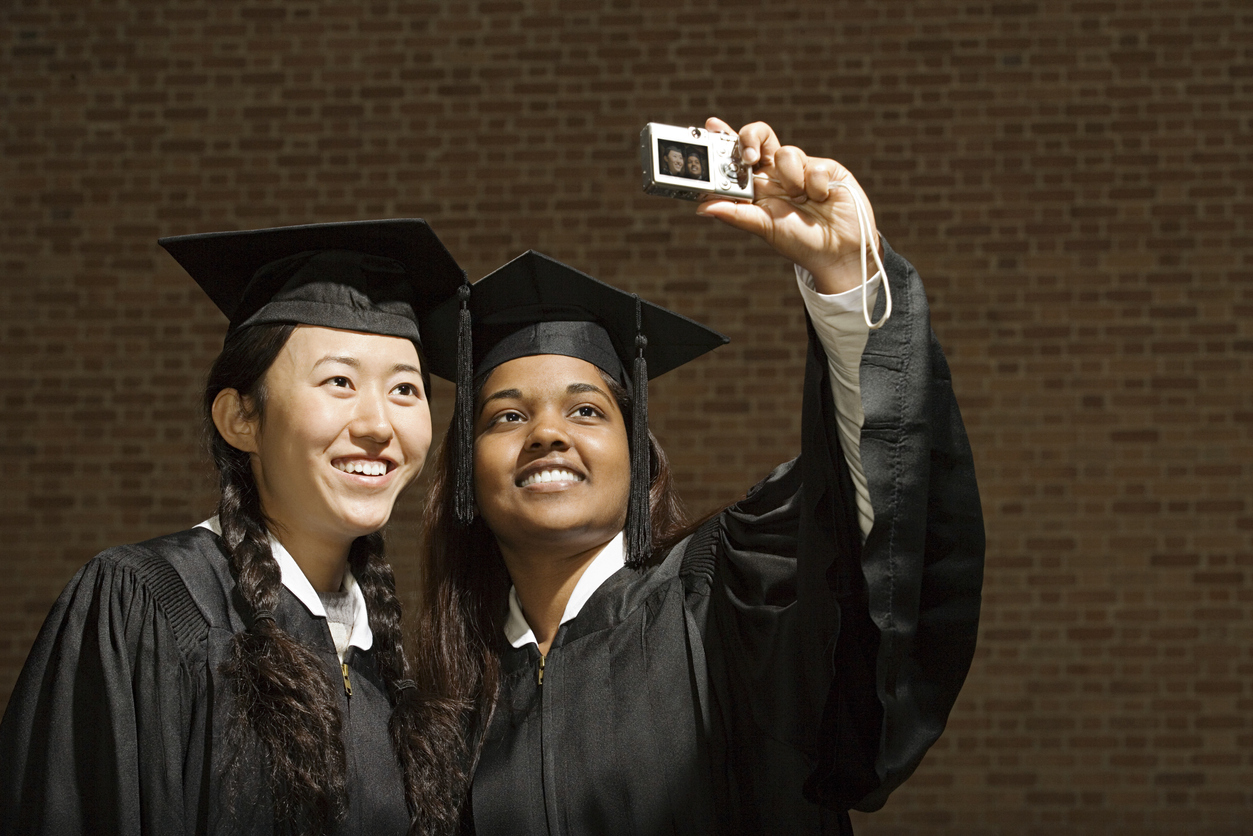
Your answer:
[203,323,433,835]
[409,368,693,830]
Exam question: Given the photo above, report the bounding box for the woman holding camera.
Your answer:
[0,220,464,836]
[411,119,985,834]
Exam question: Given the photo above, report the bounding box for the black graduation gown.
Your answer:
[0,527,410,836]
[469,243,985,835]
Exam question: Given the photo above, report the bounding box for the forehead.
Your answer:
[479,354,607,397]
[277,324,421,367]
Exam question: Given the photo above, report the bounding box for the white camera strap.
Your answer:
[752,173,893,331]
[832,179,892,331]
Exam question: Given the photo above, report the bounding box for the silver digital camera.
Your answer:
[640,123,754,202]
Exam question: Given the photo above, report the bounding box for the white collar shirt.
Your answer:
[504,531,626,649]
[196,517,373,659]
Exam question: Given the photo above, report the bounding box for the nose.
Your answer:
[526,409,568,451]
[350,390,394,445]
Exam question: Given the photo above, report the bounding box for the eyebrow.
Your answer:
[478,388,522,415]
[566,382,610,398]
[312,356,422,376]
[313,355,361,370]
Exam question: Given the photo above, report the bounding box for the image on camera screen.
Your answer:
[657,140,711,183]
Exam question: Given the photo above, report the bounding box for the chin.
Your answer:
[518,513,622,544]
[332,509,394,539]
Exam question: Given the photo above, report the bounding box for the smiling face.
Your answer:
[473,354,631,561]
[664,147,686,175]
[686,153,703,178]
[238,325,432,557]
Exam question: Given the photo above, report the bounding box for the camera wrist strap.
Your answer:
[830,179,892,331]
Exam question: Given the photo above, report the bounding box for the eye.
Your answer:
[574,405,602,419]
[484,409,526,429]
[325,376,353,389]
[392,382,423,398]
[478,408,518,428]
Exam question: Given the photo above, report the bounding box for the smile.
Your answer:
[517,469,584,488]
[333,459,391,477]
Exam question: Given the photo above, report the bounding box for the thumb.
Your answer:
[695,199,773,241]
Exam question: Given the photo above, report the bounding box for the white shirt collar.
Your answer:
[197,518,373,653]
[504,530,626,649]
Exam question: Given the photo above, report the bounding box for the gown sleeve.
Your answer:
[851,241,985,810]
[704,239,984,818]
[0,544,206,835]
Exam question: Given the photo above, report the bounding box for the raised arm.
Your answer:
[698,117,885,539]
[698,118,984,814]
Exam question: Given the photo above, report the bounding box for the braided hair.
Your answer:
[203,323,433,835]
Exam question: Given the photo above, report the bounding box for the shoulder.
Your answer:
[81,528,226,661]
[89,528,227,605]
[92,527,223,575]
[715,458,805,557]
[662,515,722,594]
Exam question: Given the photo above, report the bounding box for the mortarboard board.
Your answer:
[159,219,466,347]
[422,250,728,564]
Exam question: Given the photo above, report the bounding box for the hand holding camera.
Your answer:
[694,117,881,298]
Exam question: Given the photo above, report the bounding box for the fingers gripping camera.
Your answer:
[640,123,754,202]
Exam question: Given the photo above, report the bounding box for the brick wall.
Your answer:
[1,1,1249,833]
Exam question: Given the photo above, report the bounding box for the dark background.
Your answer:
[2,2,1249,833]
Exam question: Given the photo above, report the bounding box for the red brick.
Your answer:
[2,2,1251,834]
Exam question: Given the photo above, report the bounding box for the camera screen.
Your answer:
[657,140,710,183]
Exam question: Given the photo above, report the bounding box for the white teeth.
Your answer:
[519,468,582,488]
[335,460,388,476]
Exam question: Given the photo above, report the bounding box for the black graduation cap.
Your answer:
[158,219,466,346]
[422,251,728,564]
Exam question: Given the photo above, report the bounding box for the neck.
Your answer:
[500,536,615,656]
[268,522,353,593]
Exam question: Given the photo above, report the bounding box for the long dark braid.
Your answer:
[205,323,436,835]
[351,532,471,836]
[206,323,349,832]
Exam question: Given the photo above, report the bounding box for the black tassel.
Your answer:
[627,295,651,566]
[454,281,476,525]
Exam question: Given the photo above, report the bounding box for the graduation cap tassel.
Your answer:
[627,295,652,566]
[454,282,476,525]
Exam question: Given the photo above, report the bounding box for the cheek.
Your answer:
[399,406,433,459]
[282,388,337,431]
[613,452,633,500]
[473,437,511,490]
[593,433,633,495]
[257,403,319,463]
[258,396,353,471]
[471,442,509,524]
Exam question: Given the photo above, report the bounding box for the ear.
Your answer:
[212,388,260,454]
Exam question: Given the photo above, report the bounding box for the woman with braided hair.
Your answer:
[0,220,466,835]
